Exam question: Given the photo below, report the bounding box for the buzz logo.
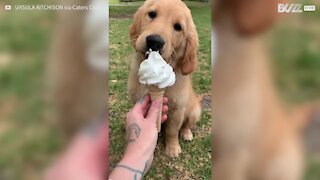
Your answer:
[278,3,303,13]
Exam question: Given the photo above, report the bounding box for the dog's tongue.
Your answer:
[138,51,176,89]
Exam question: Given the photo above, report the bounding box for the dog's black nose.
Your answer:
[146,35,165,51]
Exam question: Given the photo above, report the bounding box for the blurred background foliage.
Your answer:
[269,1,320,179]
[0,1,61,179]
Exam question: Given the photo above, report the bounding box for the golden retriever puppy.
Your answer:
[128,0,201,157]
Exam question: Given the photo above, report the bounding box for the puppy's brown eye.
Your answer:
[148,11,157,19]
[174,23,182,31]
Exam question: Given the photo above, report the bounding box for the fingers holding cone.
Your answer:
[161,98,168,123]
[146,95,169,132]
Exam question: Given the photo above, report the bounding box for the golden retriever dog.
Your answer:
[128,0,201,157]
[212,0,318,179]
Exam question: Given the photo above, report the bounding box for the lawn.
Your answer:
[108,2,212,179]
[109,0,120,5]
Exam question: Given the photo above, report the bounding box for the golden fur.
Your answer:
[128,0,201,157]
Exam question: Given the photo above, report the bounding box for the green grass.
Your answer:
[109,2,212,179]
[109,0,120,5]
[271,24,320,103]
[0,4,62,180]
[305,157,320,180]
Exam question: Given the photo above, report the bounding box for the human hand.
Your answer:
[120,95,168,175]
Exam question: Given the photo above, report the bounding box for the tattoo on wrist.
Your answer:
[142,161,148,175]
[115,161,148,179]
[115,164,143,180]
[126,123,141,143]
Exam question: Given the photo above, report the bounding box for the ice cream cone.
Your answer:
[148,86,164,132]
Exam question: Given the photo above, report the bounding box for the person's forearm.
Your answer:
[109,157,149,180]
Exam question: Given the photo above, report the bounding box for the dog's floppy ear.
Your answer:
[181,18,199,75]
[232,0,278,35]
[129,7,144,46]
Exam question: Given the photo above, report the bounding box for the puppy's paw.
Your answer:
[165,144,181,158]
[181,128,193,141]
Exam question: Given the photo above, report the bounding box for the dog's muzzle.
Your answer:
[146,35,165,52]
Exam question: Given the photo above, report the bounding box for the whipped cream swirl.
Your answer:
[138,51,176,89]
